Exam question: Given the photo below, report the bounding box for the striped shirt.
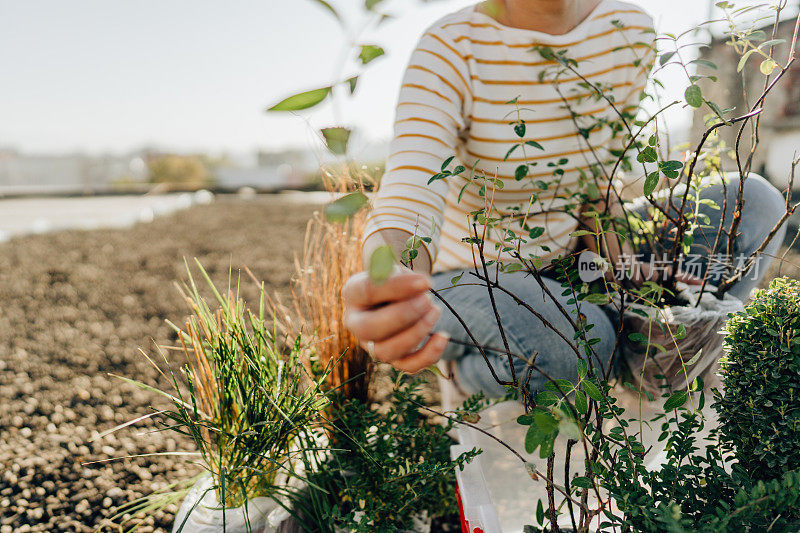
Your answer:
[364,0,655,273]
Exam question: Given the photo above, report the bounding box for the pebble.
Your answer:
[0,200,360,531]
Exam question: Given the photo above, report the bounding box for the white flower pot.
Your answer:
[172,475,290,533]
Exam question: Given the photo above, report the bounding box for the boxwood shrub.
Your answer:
[716,277,800,479]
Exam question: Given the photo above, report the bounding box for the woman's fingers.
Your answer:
[392,332,450,374]
[370,306,442,363]
[344,292,434,342]
[342,270,430,308]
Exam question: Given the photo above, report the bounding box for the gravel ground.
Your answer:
[0,196,322,532]
[0,193,797,532]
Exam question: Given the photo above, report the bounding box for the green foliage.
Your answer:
[716,277,800,479]
[358,44,385,65]
[110,263,332,530]
[684,84,703,108]
[267,86,331,111]
[401,232,432,264]
[321,126,351,155]
[291,376,481,532]
[368,245,395,283]
[591,391,800,533]
[323,191,368,222]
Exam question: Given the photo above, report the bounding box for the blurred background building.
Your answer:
[691,16,800,190]
[0,147,317,197]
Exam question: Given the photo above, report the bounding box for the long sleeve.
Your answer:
[363,26,471,265]
[610,23,657,198]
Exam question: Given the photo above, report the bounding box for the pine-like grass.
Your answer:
[107,262,332,530]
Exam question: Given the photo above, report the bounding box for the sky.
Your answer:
[0,0,775,157]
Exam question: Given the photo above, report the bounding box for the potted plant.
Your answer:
[105,263,332,533]
[286,376,481,533]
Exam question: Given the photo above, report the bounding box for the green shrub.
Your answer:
[717,277,800,479]
[289,375,481,532]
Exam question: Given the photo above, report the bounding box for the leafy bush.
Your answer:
[574,384,800,532]
[289,375,481,532]
[717,277,800,479]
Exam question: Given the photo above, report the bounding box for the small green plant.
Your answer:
[716,276,800,479]
[107,262,332,531]
[289,375,481,532]
[591,387,800,532]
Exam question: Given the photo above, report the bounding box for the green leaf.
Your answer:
[525,140,544,150]
[737,49,757,72]
[574,391,588,414]
[658,160,684,179]
[760,58,777,75]
[583,293,611,305]
[539,433,555,458]
[583,381,603,402]
[515,164,529,181]
[685,84,703,108]
[346,76,359,94]
[659,51,676,66]
[706,100,729,123]
[572,476,592,488]
[636,146,658,163]
[691,58,717,70]
[321,127,351,155]
[758,38,786,50]
[685,349,703,366]
[365,0,384,10]
[369,246,396,284]
[628,332,648,343]
[514,122,526,138]
[535,391,559,406]
[529,227,545,239]
[517,414,534,425]
[358,44,385,65]
[534,411,558,433]
[440,156,455,172]
[663,390,689,411]
[576,358,588,379]
[525,424,545,454]
[504,144,520,161]
[644,171,660,196]
[268,86,331,112]
[323,191,368,223]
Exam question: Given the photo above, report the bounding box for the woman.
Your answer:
[342,0,786,396]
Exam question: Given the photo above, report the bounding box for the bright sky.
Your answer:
[0,0,771,157]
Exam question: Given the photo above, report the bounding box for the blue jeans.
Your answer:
[432,174,787,397]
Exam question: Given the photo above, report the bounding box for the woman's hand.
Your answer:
[342,270,449,373]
